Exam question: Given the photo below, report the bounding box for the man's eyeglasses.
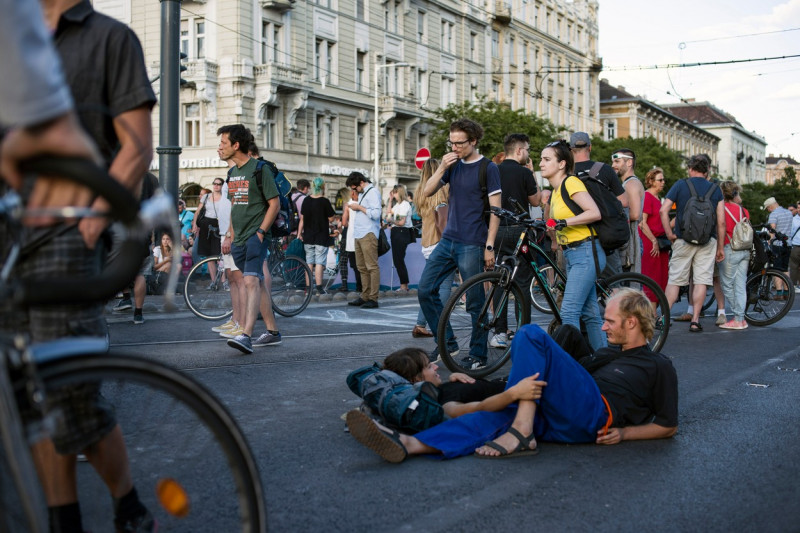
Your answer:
[446,139,470,148]
[213,182,223,186]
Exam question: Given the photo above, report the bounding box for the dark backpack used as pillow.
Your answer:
[346,363,444,434]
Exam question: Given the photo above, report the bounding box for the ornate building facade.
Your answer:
[96,0,601,206]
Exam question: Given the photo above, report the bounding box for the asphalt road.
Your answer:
[106,293,800,532]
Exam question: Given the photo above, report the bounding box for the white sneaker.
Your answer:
[489,333,508,348]
[220,325,244,339]
[212,319,236,333]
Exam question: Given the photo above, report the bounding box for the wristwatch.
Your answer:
[256,228,266,236]
[224,232,231,238]
[485,244,494,252]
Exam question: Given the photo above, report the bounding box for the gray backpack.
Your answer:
[680,179,718,245]
[724,204,754,251]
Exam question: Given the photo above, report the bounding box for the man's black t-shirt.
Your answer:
[300,196,335,246]
[574,160,625,198]
[590,346,678,429]
[498,159,538,224]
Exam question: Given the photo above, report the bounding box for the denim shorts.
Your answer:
[304,243,328,265]
[231,233,268,279]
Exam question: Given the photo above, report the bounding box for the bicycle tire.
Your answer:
[0,363,47,533]
[598,273,671,352]
[270,255,312,317]
[530,265,566,315]
[184,256,233,321]
[438,271,530,378]
[744,269,795,326]
[34,355,266,532]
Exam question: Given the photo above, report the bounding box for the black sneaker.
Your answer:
[132,312,144,325]
[227,334,253,354]
[361,300,379,309]
[317,287,329,296]
[460,355,486,371]
[114,298,133,312]
[348,297,367,306]
[115,508,156,533]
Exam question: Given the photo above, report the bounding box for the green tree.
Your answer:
[741,176,798,226]
[426,97,563,161]
[777,166,798,188]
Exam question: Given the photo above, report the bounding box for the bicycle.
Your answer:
[697,225,795,326]
[437,206,670,378]
[184,235,313,320]
[0,157,266,532]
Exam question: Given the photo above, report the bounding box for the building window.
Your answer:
[606,120,616,140]
[385,1,401,34]
[356,0,365,19]
[262,20,283,63]
[356,51,367,92]
[491,30,500,59]
[315,38,338,85]
[418,132,428,150]
[312,0,334,8]
[356,121,368,160]
[441,20,455,53]
[509,36,516,65]
[417,10,426,43]
[492,80,500,102]
[316,115,337,156]
[416,69,428,104]
[183,103,201,147]
[470,31,479,62]
[180,18,205,59]
[263,106,278,149]
[382,61,404,96]
[441,76,455,107]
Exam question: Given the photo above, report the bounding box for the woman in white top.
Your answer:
[191,179,228,283]
[387,184,414,292]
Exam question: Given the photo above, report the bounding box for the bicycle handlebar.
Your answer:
[3,156,180,307]
[489,205,546,230]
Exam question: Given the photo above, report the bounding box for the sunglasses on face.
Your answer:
[213,182,223,186]
[612,153,634,160]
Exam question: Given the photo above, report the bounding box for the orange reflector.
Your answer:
[156,478,190,518]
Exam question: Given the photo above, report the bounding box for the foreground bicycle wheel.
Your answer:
[745,269,794,326]
[530,265,566,315]
[438,271,530,378]
[269,255,312,317]
[597,273,670,352]
[35,355,266,532]
[184,256,232,321]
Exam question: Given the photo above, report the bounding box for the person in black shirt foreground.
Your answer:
[346,288,678,462]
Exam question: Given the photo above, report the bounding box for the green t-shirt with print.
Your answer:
[228,157,279,246]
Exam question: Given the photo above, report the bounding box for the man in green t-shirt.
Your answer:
[217,124,282,354]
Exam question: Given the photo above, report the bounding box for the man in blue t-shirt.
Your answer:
[659,154,725,331]
[418,118,501,368]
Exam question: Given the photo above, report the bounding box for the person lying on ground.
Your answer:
[347,347,543,433]
[346,287,678,462]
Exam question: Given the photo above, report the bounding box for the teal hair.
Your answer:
[312,176,325,194]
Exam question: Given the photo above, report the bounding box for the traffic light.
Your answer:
[178,52,190,87]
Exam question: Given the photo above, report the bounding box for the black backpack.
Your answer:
[560,162,629,253]
[680,179,718,245]
[227,158,293,236]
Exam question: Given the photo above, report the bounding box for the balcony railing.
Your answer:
[254,62,306,85]
[378,94,419,118]
[380,160,417,179]
[184,59,218,80]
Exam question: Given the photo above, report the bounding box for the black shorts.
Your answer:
[438,379,506,405]
[772,244,791,271]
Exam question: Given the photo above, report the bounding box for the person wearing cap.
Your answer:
[569,132,628,277]
[611,148,644,274]
[658,155,725,332]
[764,196,793,298]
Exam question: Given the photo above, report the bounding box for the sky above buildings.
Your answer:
[598,0,800,159]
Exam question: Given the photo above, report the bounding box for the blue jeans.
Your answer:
[720,244,749,321]
[416,265,455,328]
[418,238,485,358]
[562,240,607,351]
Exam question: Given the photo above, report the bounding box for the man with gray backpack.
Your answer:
[659,154,725,332]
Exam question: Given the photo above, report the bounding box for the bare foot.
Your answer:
[475,427,537,458]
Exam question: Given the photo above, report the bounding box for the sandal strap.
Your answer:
[482,440,510,455]
[506,427,534,451]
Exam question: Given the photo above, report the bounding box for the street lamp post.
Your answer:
[373,62,409,189]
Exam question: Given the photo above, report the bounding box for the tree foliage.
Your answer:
[426,97,562,162]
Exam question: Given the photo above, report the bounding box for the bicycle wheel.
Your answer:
[33,355,265,532]
[530,265,566,315]
[270,255,312,317]
[597,273,671,352]
[184,256,232,321]
[438,271,530,378]
[744,269,795,326]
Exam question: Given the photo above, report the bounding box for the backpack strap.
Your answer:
[559,176,583,216]
[479,157,491,224]
[588,161,603,180]
[685,178,699,199]
[252,159,269,207]
[724,204,744,224]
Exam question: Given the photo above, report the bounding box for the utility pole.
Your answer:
[157,0,182,200]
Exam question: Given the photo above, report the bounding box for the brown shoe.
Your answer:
[412,325,434,338]
[674,313,693,322]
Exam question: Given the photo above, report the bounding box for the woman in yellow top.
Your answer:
[540,140,607,350]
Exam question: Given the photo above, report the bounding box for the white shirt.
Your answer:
[391,200,413,227]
